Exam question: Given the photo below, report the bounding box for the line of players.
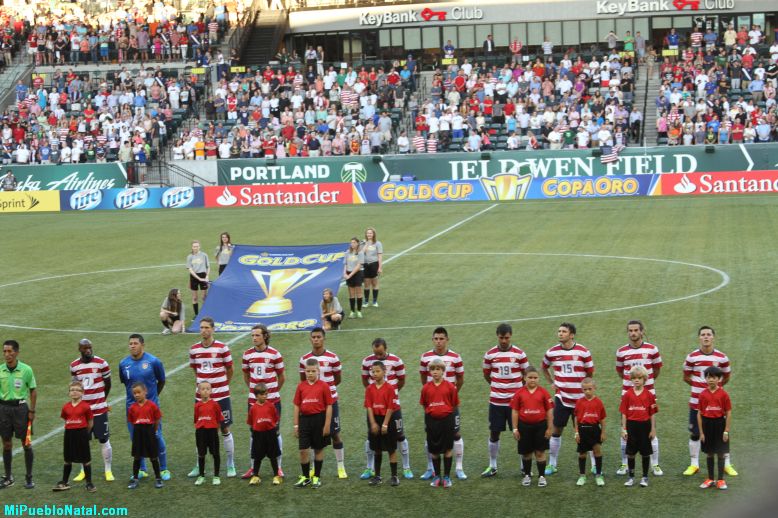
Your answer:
[52,318,734,490]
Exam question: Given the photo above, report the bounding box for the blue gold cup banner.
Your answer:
[188,243,348,333]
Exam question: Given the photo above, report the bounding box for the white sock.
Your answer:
[365,439,374,471]
[334,446,345,468]
[689,439,701,467]
[102,440,113,472]
[454,438,464,470]
[488,439,499,469]
[651,436,659,466]
[276,435,283,471]
[589,450,596,468]
[223,432,235,469]
[620,437,627,465]
[400,438,410,470]
[425,441,433,471]
[549,436,561,466]
[724,453,732,467]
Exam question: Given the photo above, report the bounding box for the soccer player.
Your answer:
[697,366,732,490]
[573,378,606,486]
[481,323,528,477]
[364,361,400,486]
[0,340,36,489]
[420,358,459,488]
[70,338,114,482]
[683,326,735,476]
[360,338,413,480]
[187,318,236,478]
[119,334,170,481]
[293,358,333,489]
[241,324,285,479]
[614,320,663,476]
[511,366,553,488]
[299,327,346,478]
[193,381,224,486]
[247,384,282,486]
[126,382,163,489]
[541,322,594,475]
[419,327,466,480]
[619,366,657,487]
[54,382,95,493]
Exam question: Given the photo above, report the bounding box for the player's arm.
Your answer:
[225,363,234,384]
[683,370,693,386]
[377,250,382,274]
[293,404,300,437]
[455,373,464,392]
[621,413,628,439]
[28,388,37,422]
[367,407,378,434]
[721,371,731,386]
[483,367,491,384]
[723,408,731,441]
[104,376,112,397]
[361,370,370,388]
[157,380,165,395]
[333,370,341,386]
[383,405,394,435]
[649,412,656,440]
[511,408,520,440]
[242,368,251,387]
[542,363,553,385]
[323,404,332,437]
[419,370,426,386]
[396,375,405,391]
[653,365,661,379]
[544,406,553,439]
[277,369,285,390]
[88,417,94,434]
[697,411,705,443]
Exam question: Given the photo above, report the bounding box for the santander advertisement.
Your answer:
[661,171,778,196]
[204,183,353,208]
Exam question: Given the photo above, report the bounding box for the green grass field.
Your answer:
[1,196,776,517]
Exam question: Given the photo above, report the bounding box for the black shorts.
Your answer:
[517,421,549,455]
[701,416,729,455]
[576,424,602,453]
[131,424,159,459]
[363,262,379,279]
[217,398,233,427]
[252,429,281,459]
[424,413,455,455]
[331,401,341,435]
[553,397,575,429]
[454,407,461,434]
[196,427,219,456]
[298,412,331,451]
[190,272,208,291]
[218,264,227,275]
[346,271,363,288]
[625,420,653,457]
[488,404,512,432]
[64,428,91,464]
[90,412,109,442]
[0,403,28,440]
[367,414,397,453]
[325,312,345,329]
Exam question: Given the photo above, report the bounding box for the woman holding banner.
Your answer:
[344,238,365,319]
[187,240,210,317]
[361,228,383,308]
[321,288,344,330]
[214,232,234,275]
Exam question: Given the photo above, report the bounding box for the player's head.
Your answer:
[69,380,84,400]
[704,366,724,382]
[365,227,377,243]
[310,327,325,349]
[253,382,268,399]
[428,358,445,380]
[191,240,201,253]
[370,360,386,381]
[251,324,270,347]
[78,338,93,361]
[197,381,212,399]
[128,334,145,359]
[627,320,644,343]
[524,365,539,387]
[371,338,387,358]
[496,323,512,349]
[131,382,148,401]
[3,339,20,361]
[698,326,715,348]
[432,327,449,351]
[200,317,215,338]
[304,357,320,381]
[558,322,576,342]
[581,377,596,398]
[629,365,649,384]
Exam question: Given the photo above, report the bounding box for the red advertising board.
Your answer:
[660,170,778,196]
[204,183,353,208]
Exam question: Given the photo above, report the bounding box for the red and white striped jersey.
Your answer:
[241,345,285,404]
[616,342,663,395]
[482,345,529,406]
[69,356,111,416]
[361,353,406,387]
[299,350,342,401]
[542,343,594,408]
[419,349,464,385]
[683,348,731,409]
[189,340,233,401]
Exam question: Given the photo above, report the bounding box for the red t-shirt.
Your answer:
[510,386,553,424]
[247,401,280,431]
[574,396,607,425]
[61,400,93,430]
[619,388,657,422]
[419,380,459,419]
[697,387,731,419]
[293,380,333,415]
[128,400,162,425]
[194,399,224,429]
[364,382,400,417]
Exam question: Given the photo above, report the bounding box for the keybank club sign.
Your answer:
[359,6,484,27]
[596,0,735,15]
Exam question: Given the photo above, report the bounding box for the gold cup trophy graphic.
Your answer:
[480,172,532,201]
[245,267,327,317]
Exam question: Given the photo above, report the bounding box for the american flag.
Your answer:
[600,144,625,164]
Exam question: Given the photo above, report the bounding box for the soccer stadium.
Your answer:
[0,0,777,516]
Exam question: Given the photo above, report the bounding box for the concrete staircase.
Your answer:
[637,63,663,146]
[241,10,288,68]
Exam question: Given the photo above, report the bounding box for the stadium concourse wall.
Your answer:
[1,144,778,213]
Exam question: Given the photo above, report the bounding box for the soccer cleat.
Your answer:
[160,470,171,481]
[360,469,375,480]
[724,465,738,476]
[624,478,635,487]
[52,481,71,492]
[294,476,311,488]
[544,465,558,476]
[194,476,206,486]
[162,328,172,335]
[538,476,547,487]
[652,465,664,476]
[368,475,382,486]
[595,475,605,487]
[0,476,15,489]
[639,477,649,487]
[104,471,114,482]
[590,465,606,475]
[372,302,379,308]
[337,466,348,479]
[241,468,254,480]
[442,476,452,488]
[356,311,363,319]
[420,469,435,480]
[348,312,356,319]
[455,469,467,480]
[24,476,34,489]
[481,467,498,478]
[73,470,86,482]
[716,479,728,490]
[212,477,221,486]
[577,475,586,486]
[154,478,163,489]
[187,466,200,478]
[309,467,315,478]
[226,466,237,478]
[311,476,321,489]
[616,464,628,476]
[127,478,139,490]
[249,476,261,486]
[429,476,441,487]
[272,476,283,486]
[521,475,532,487]
[390,475,400,487]
[137,470,148,480]
[403,468,414,479]
[699,479,715,489]
[683,465,700,476]
[85,482,97,493]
